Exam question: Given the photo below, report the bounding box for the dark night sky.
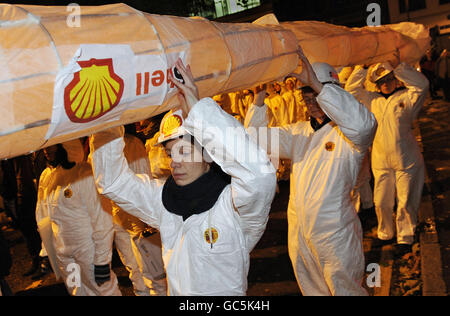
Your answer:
[7,0,391,26]
[8,1,194,16]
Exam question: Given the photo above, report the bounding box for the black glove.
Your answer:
[94,264,111,286]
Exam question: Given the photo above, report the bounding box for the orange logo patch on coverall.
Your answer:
[325,142,335,151]
[204,227,219,245]
[63,188,73,198]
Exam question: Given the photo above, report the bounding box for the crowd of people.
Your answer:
[0,43,438,296]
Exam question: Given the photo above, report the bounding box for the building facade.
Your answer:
[387,0,450,49]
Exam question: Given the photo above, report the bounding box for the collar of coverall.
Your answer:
[310,116,332,132]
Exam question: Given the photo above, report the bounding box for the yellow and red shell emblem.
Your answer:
[63,188,73,198]
[161,114,183,138]
[64,58,124,123]
[204,227,219,245]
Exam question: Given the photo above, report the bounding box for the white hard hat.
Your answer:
[369,62,394,83]
[312,62,340,85]
[156,109,187,145]
[61,138,85,163]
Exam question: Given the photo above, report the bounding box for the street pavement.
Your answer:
[1,94,448,296]
[415,94,449,296]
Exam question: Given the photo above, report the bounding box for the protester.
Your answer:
[89,59,276,296]
[282,77,299,124]
[265,82,290,127]
[345,51,429,256]
[239,89,254,118]
[293,82,309,122]
[420,49,438,99]
[273,81,284,95]
[36,140,121,296]
[245,48,377,296]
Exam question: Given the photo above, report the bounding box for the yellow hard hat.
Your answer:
[156,109,187,145]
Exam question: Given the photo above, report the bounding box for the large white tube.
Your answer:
[0,4,429,159]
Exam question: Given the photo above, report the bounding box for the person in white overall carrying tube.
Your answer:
[245,48,377,296]
[89,59,276,296]
[345,50,429,256]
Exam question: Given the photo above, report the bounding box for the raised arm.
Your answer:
[317,84,377,153]
[394,62,429,120]
[89,127,163,229]
[290,47,377,153]
[244,85,296,160]
[345,65,378,108]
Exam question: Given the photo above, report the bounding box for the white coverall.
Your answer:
[90,98,276,296]
[112,133,166,296]
[245,84,377,296]
[265,94,290,127]
[282,90,297,124]
[345,64,428,244]
[351,153,374,213]
[36,163,121,296]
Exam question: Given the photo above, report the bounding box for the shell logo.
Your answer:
[63,188,73,198]
[64,58,124,123]
[161,114,183,138]
[204,227,219,245]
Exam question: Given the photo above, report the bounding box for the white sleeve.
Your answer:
[345,65,378,109]
[124,134,151,176]
[184,98,277,252]
[317,84,378,153]
[89,127,163,229]
[394,62,429,120]
[244,103,295,160]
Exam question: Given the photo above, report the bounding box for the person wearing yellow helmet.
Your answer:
[89,59,276,296]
